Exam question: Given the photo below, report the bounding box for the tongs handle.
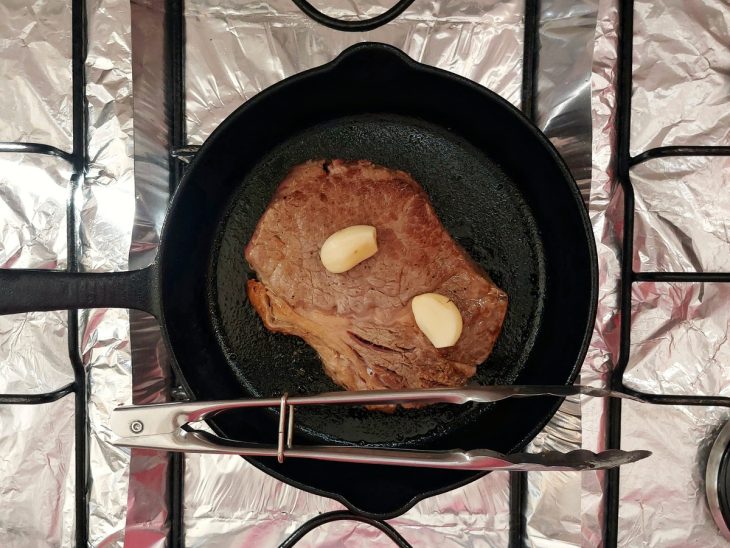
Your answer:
[110,399,281,441]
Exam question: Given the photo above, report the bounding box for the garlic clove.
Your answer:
[320,225,378,274]
[411,293,463,348]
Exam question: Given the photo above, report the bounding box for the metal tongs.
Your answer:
[111,385,650,472]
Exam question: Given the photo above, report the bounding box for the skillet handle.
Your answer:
[290,0,415,32]
[0,265,158,317]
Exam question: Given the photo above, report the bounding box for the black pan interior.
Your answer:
[214,114,545,446]
[157,43,596,516]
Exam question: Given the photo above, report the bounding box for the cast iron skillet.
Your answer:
[0,43,597,517]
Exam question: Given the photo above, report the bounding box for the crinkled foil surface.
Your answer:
[0,0,135,547]
[1,0,728,546]
[0,3,74,547]
[583,1,730,547]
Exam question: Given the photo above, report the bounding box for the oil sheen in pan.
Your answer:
[212,114,546,446]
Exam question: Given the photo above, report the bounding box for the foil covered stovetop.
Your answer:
[0,0,728,546]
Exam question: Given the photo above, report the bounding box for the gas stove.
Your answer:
[0,0,728,546]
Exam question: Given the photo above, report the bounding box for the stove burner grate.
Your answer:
[604,1,730,545]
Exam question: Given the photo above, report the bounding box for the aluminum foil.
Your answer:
[0,3,75,547]
[0,1,73,150]
[580,0,622,543]
[183,0,525,139]
[630,0,730,155]
[633,157,730,273]
[0,155,72,397]
[583,0,730,546]
[81,1,137,546]
[124,1,177,546]
[3,0,727,545]
[1,0,135,546]
[523,2,597,544]
[0,397,76,547]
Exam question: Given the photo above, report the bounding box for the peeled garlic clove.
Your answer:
[411,293,463,348]
[320,225,378,274]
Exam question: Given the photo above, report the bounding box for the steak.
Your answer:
[245,159,508,400]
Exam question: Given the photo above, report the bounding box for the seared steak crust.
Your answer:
[245,159,508,394]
